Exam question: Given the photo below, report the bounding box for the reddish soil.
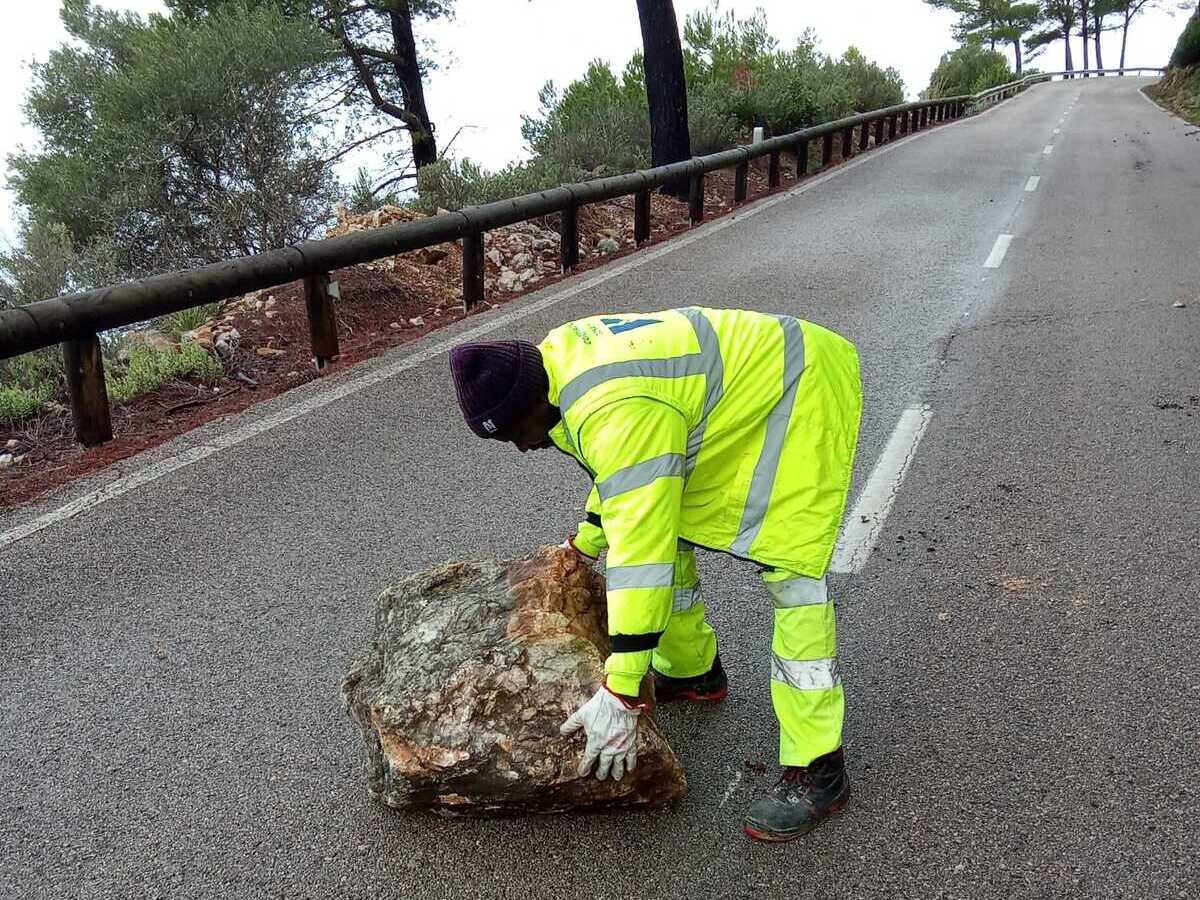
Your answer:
[0,153,814,510]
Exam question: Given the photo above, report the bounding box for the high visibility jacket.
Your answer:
[539,308,861,695]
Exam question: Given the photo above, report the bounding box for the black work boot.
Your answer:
[743,747,849,842]
[653,654,728,703]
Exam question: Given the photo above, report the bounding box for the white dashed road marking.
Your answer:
[983,234,1014,268]
[1025,176,1041,192]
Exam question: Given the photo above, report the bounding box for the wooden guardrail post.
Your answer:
[841,126,855,159]
[634,188,651,245]
[890,113,900,139]
[734,160,749,203]
[561,202,579,271]
[902,111,911,134]
[688,172,705,225]
[874,118,885,146]
[858,123,870,152]
[768,150,781,188]
[462,232,484,311]
[303,272,340,371]
[821,132,834,168]
[796,139,809,176]
[63,334,113,447]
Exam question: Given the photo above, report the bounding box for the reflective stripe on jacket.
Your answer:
[541,308,862,695]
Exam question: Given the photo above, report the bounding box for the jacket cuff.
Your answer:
[604,669,646,698]
[570,532,603,560]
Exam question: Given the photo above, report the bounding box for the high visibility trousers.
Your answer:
[651,544,718,680]
[650,550,843,767]
[762,568,843,767]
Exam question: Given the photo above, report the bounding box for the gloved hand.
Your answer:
[559,535,598,563]
[559,684,642,780]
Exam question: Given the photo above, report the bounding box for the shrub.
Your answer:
[688,84,741,155]
[107,342,223,404]
[1171,10,1200,69]
[412,158,566,213]
[346,167,400,215]
[520,59,650,177]
[155,303,220,341]
[829,47,905,113]
[926,44,1013,99]
[0,384,51,426]
[0,348,63,395]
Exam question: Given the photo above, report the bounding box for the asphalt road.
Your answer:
[2,77,1198,900]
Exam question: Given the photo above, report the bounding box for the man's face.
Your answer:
[495,402,556,453]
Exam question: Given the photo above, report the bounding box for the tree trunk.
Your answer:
[1081,0,1091,75]
[1065,25,1075,75]
[389,2,437,168]
[1014,38,1023,74]
[1094,9,1104,73]
[636,0,691,198]
[1120,12,1130,70]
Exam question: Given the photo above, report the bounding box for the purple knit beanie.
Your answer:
[449,340,548,438]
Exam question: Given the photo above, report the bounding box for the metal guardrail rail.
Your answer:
[0,66,1165,445]
[970,66,1166,109]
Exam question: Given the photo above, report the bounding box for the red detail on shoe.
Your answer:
[744,824,798,844]
[742,798,848,843]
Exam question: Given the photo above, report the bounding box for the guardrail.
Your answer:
[0,65,1165,447]
[970,66,1166,110]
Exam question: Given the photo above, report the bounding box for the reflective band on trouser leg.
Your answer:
[762,569,828,607]
[652,544,718,679]
[765,569,843,766]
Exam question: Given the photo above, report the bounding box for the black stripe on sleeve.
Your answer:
[586,512,602,528]
[610,631,663,653]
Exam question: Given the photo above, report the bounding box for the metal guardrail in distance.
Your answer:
[969,67,1167,110]
[0,65,1163,445]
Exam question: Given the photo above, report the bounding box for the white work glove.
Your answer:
[559,535,598,564]
[559,685,642,781]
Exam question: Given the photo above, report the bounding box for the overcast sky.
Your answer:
[1,0,1189,249]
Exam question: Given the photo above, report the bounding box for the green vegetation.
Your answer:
[154,304,222,342]
[927,44,1016,97]
[0,350,62,426]
[0,338,225,429]
[0,384,54,427]
[506,5,904,189]
[6,0,339,298]
[412,159,563,214]
[1171,7,1200,69]
[106,343,224,405]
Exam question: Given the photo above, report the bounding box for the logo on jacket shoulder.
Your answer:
[482,418,498,434]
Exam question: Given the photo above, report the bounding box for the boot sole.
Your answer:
[742,796,848,844]
[656,685,728,704]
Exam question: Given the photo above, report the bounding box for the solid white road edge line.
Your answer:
[0,93,1029,551]
[983,234,1014,268]
[1025,176,1041,192]
[830,405,934,574]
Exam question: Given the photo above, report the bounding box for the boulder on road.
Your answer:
[341,545,687,815]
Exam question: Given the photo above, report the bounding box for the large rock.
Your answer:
[341,546,687,815]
